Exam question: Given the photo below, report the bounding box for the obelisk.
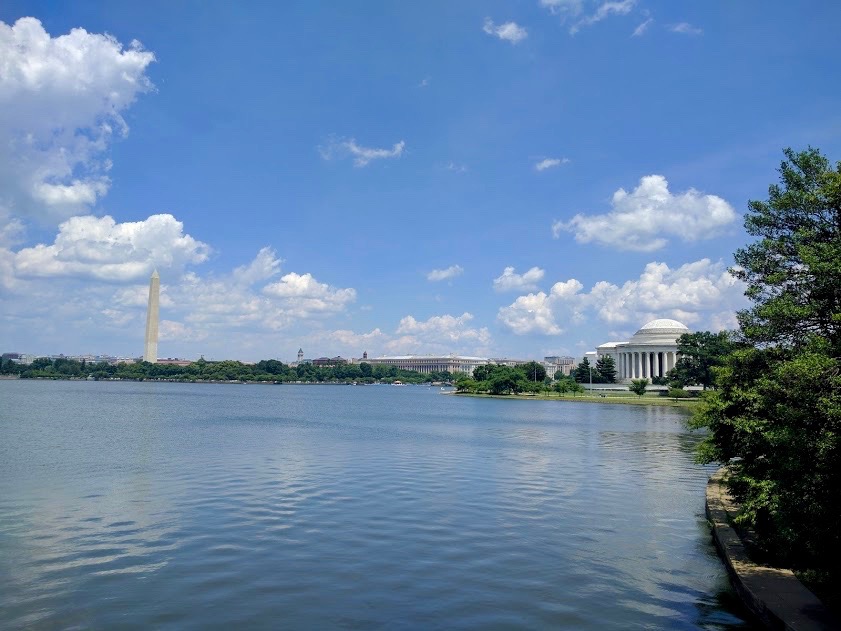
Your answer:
[143,269,160,363]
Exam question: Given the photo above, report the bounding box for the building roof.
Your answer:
[628,318,690,345]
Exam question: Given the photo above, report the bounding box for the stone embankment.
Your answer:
[706,468,838,630]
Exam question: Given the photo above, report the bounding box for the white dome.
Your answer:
[637,318,689,333]
[629,318,689,345]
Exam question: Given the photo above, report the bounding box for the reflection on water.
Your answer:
[0,381,753,629]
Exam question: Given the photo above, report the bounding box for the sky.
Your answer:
[2,1,841,362]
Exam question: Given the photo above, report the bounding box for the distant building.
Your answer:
[157,358,193,367]
[593,318,689,383]
[543,355,576,377]
[358,354,489,375]
[297,348,304,362]
[312,356,348,367]
[1,352,36,365]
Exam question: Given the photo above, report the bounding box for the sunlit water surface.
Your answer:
[0,380,753,629]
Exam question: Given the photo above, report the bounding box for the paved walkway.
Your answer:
[706,469,839,630]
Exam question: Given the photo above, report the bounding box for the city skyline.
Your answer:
[2,3,841,361]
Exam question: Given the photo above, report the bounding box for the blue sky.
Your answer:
[2,1,841,361]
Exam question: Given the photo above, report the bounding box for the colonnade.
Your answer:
[616,350,677,380]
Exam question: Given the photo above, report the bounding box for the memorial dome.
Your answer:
[630,319,689,344]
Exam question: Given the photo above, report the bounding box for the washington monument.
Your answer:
[143,270,160,363]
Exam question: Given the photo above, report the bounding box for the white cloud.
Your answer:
[669,22,703,35]
[159,320,207,343]
[427,265,464,282]
[390,312,492,353]
[445,162,468,173]
[539,0,584,16]
[498,291,565,335]
[320,136,405,167]
[0,17,155,225]
[493,266,545,292]
[498,259,746,335]
[13,214,210,281]
[570,0,636,34]
[418,77,430,88]
[535,157,570,171]
[483,18,528,44]
[263,272,356,315]
[553,174,737,251]
[632,18,653,36]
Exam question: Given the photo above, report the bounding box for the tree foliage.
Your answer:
[595,355,617,383]
[571,357,593,383]
[628,378,648,397]
[667,331,739,389]
[692,148,841,581]
[521,361,547,383]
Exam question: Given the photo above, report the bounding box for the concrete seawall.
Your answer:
[705,468,838,630]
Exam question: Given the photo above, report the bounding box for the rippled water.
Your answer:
[0,380,752,629]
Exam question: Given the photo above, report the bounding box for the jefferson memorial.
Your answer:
[595,319,689,383]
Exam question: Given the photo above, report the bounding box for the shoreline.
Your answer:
[452,392,698,407]
[705,468,838,629]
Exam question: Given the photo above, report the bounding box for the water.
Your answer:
[0,380,752,629]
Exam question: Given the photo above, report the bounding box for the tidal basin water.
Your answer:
[0,380,753,629]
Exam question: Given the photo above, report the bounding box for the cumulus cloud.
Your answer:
[498,259,746,335]
[570,0,636,34]
[320,136,405,167]
[534,157,570,171]
[427,265,464,282]
[669,22,703,35]
[0,17,155,224]
[263,272,356,315]
[482,18,528,44]
[632,18,653,36]
[389,312,491,353]
[493,266,545,292]
[12,214,210,281]
[553,174,737,251]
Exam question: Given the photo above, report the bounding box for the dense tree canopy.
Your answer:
[1,357,460,385]
[692,148,841,586]
[595,355,616,383]
[667,331,739,389]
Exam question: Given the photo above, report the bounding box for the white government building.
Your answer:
[594,318,689,383]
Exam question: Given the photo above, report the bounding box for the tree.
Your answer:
[521,361,546,383]
[692,148,841,582]
[553,369,565,381]
[595,355,617,383]
[628,378,648,397]
[732,147,841,351]
[667,331,737,389]
[572,357,592,383]
[488,366,523,395]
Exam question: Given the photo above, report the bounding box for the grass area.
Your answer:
[452,392,699,407]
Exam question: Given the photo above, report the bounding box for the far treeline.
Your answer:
[454,334,740,397]
[0,357,461,385]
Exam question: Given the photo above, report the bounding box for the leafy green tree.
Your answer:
[692,148,841,582]
[488,366,523,395]
[473,364,492,381]
[520,361,546,383]
[595,355,617,383]
[628,378,649,397]
[667,331,737,389]
[570,382,585,396]
[553,369,565,381]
